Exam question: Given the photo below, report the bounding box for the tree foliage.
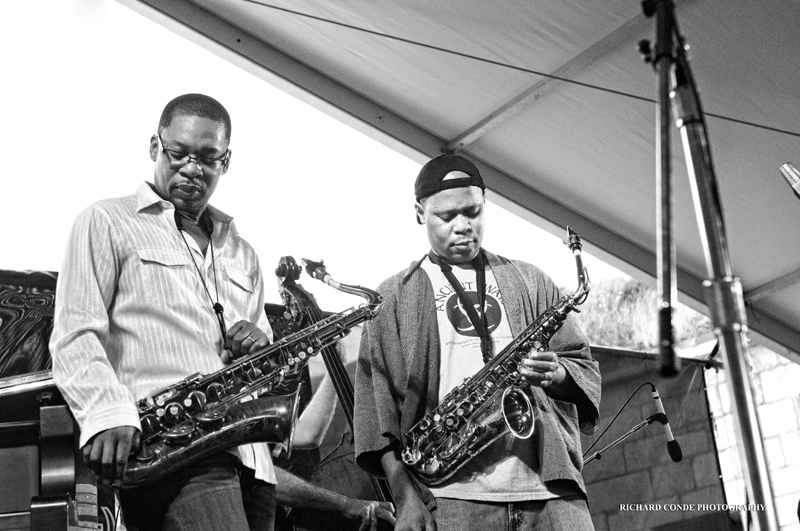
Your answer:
[571,277,712,350]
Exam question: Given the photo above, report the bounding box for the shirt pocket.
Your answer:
[137,247,193,266]
[131,247,198,312]
[223,265,254,294]
[135,247,193,288]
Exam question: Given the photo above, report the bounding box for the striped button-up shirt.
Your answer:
[51,182,276,483]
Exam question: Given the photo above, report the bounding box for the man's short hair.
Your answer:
[158,93,232,142]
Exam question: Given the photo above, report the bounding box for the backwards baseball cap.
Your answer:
[414,154,485,201]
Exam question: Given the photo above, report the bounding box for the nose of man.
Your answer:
[453,214,472,233]
[180,160,205,178]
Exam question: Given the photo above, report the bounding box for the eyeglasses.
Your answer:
[156,134,229,172]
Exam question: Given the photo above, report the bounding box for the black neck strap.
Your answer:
[428,250,491,363]
[175,210,227,344]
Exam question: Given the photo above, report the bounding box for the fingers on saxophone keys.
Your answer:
[249,332,269,350]
[220,348,235,364]
[520,359,558,387]
[239,330,268,353]
[232,331,252,353]
[241,334,255,352]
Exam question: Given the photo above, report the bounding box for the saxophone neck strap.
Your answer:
[428,250,491,363]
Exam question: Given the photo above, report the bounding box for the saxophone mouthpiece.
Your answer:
[564,226,583,253]
[301,258,331,283]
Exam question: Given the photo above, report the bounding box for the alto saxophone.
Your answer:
[122,261,382,488]
[401,227,590,486]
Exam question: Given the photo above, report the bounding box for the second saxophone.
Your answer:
[401,227,590,486]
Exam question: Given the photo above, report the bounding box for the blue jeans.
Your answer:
[120,453,276,531]
[433,495,594,531]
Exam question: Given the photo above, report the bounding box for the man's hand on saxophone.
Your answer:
[82,426,141,489]
[84,317,269,488]
[220,319,270,364]
[381,446,437,531]
[519,350,565,388]
[521,349,590,404]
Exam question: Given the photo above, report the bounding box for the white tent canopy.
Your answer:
[124,0,800,358]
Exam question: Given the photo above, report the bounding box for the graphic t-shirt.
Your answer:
[419,255,560,502]
[425,259,514,401]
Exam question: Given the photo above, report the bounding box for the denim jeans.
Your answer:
[120,453,276,531]
[433,495,594,531]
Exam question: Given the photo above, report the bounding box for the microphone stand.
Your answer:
[583,413,667,466]
[642,1,778,528]
[653,0,678,378]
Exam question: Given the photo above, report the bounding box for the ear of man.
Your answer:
[221,149,232,174]
[149,135,159,162]
[414,201,425,225]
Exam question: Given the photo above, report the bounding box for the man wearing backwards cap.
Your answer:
[354,154,601,530]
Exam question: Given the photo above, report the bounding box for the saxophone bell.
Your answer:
[501,387,534,439]
[124,385,301,488]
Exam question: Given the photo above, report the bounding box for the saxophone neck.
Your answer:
[301,258,383,311]
[565,226,590,303]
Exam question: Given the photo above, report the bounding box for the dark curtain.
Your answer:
[0,270,58,378]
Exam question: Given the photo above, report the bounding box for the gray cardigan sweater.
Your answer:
[353,250,601,498]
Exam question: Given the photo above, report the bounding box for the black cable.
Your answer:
[242,0,800,140]
[582,381,652,456]
[175,211,228,343]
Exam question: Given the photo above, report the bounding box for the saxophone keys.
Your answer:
[246,367,263,382]
[196,405,228,429]
[206,382,226,403]
[402,448,423,465]
[401,447,416,465]
[162,402,185,426]
[133,444,156,462]
[137,396,155,413]
[140,413,161,441]
[183,390,207,414]
[443,414,460,429]
[163,420,197,446]
[292,341,312,357]
[424,458,441,475]
[260,360,277,376]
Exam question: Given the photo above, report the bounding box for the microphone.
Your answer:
[780,162,800,201]
[651,384,683,462]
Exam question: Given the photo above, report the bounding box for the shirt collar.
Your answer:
[135,181,234,225]
[404,248,498,282]
[135,181,235,246]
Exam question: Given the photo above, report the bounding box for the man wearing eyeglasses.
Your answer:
[50,93,278,531]
[50,94,394,531]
